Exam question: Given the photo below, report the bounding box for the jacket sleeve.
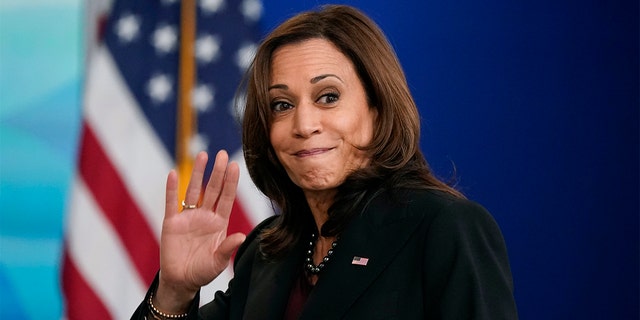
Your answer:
[422,199,518,320]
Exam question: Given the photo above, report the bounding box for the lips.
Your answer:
[293,148,333,157]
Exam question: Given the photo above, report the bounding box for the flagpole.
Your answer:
[176,0,196,209]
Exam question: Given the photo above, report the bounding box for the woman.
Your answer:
[133,5,517,319]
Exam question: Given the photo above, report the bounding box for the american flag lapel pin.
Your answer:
[352,256,369,266]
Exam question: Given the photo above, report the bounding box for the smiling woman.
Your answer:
[132,5,518,319]
[268,39,376,198]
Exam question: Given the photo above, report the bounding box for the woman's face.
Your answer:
[268,38,376,195]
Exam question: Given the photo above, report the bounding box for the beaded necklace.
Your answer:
[305,233,338,274]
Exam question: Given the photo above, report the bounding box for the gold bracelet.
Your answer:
[148,291,189,319]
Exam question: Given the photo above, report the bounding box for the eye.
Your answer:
[317,91,340,104]
[271,100,294,112]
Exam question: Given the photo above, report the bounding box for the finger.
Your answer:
[214,161,239,220]
[165,169,179,218]
[201,150,230,210]
[184,151,208,208]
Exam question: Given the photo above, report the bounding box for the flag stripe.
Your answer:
[228,200,253,236]
[84,46,172,238]
[232,151,274,226]
[200,263,234,307]
[66,178,147,319]
[62,252,111,320]
[78,124,159,284]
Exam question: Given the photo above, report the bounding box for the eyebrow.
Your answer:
[310,74,343,84]
[268,74,343,91]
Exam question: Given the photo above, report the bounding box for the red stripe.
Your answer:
[97,14,108,42]
[62,249,113,320]
[228,199,254,236]
[228,200,254,261]
[78,123,159,284]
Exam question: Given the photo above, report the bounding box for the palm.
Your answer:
[162,206,229,287]
[159,151,246,293]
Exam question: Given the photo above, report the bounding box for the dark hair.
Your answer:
[241,5,463,258]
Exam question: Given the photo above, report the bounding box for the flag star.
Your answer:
[241,0,262,22]
[147,74,173,103]
[152,25,178,54]
[189,133,209,157]
[195,34,221,63]
[161,0,179,5]
[192,84,215,112]
[200,0,225,14]
[114,14,141,42]
[235,42,257,72]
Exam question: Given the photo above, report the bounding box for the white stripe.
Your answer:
[200,264,234,307]
[231,150,274,226]
[84,46,172,240]
[66,176,146,319]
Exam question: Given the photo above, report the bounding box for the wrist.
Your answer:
[154,273,198,315]
[148,289,189,319]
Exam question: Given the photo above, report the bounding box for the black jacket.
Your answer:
[133,189,518,319]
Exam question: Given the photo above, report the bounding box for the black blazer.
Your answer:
[133,189,518,319]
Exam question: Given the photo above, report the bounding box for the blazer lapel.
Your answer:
[299,191,427,319]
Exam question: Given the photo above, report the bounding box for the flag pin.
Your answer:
[351,256,369,266]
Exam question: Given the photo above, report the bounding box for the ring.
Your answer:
[181,200,197,210]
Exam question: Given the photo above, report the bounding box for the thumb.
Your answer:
[214,233,247,264]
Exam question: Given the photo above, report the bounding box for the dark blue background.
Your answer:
[260,1,638,319]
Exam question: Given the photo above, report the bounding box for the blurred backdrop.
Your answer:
[0,0,637,319]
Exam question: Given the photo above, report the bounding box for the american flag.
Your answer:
[62,0,271,318]
[351,256,369,266]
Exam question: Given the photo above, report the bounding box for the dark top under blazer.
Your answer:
[133,188,518,319]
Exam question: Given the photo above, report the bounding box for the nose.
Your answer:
[292,100,322,138]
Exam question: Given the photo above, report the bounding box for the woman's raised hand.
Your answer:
[155,150,246,312]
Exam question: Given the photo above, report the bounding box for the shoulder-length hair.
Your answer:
[241,5,463,258]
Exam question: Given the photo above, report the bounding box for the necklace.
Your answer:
[305,233,338,274]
